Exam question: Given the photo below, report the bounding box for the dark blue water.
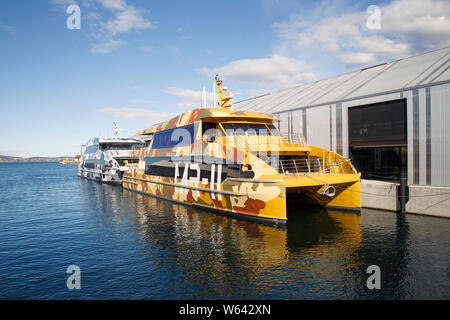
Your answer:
[0,162,448,299]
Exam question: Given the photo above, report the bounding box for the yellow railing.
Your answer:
[277,158,354,176]
[220,135,283,151]
[219,132,307,151]
[279,132,307,147]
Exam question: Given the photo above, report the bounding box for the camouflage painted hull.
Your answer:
[122,168,288,225]
[122,107,361,225]
[122,170,361,225]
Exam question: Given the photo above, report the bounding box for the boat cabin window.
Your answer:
[85,144,98,154]
[202,122,221,142]
[152,124,195,149]
[99,144,141,151]
[202,121,216,133]
[143,135,153,147]
[267,124,281,136]
[222,123,272,136]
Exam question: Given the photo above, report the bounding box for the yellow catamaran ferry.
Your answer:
[122,76,361,224]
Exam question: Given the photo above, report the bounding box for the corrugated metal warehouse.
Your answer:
[234,46,450,217]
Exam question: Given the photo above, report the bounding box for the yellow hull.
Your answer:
[123,169,361,225]
[123,170,288,224]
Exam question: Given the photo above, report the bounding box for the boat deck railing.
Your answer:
[222,132,307,150]
[219,133,356,176]
[276,158,355,176]
[279,132,307,147]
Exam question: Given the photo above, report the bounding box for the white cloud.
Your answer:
[52,0,155,53]
[101,4,155,35]
[381,0,450,49]
[272,0,450,68]
[196,0,450,93]
[90,39,125,53]
[165,87,215,109]
[97,108,177,125]
[198,54,319,89]
[337,51,376,66]
[98,0,127,11]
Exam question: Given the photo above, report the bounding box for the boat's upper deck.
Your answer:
[138,108,280,135]
[81,137,145,160]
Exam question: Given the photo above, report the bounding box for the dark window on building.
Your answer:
[350,146,407,182]
[348,99,407,182]
[349,99,407,147]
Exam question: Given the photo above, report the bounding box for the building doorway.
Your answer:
[348,99,407,182]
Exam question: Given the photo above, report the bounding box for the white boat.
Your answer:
[78,124,150,183]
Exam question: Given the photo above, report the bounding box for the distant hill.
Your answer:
[0,155,74,163]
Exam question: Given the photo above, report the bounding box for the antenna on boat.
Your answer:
[113,122,119,137]
[202,85,207,108]
[212,80,217,108]
[215,75,239,108]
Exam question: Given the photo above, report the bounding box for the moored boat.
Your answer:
[122,76,361,224]
[59,154,80,164]
[78,124,149,183]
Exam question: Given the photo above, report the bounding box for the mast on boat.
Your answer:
[113,122,119,138]
[215,75,239,108]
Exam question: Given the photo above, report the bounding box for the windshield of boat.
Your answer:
[222,123,280,136]
[267,124,280,136]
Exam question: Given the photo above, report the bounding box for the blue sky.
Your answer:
[1,0,449,157]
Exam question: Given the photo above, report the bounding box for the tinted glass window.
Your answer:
[267,124,280,136]
[202,122,217,134]
[349,99,407,147]
[100,144,141,150]
[152,124,195,149]
[85,144,98,154]
[222,123,271,136]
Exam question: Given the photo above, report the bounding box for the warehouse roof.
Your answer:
[233,46,450,114]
